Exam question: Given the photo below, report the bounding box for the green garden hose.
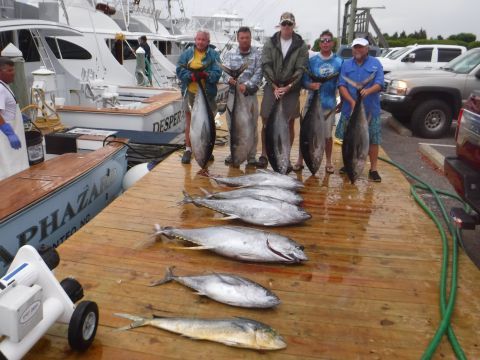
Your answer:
[379,156,467,359]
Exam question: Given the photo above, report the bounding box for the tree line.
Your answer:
[382,30,480,49]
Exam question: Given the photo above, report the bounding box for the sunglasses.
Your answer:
[281,22,294,27]
[319,38,333,43]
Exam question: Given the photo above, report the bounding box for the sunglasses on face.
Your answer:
[281,22,294,27]
[319,38,332,43]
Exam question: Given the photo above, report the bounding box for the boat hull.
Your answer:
[0,146,128,276]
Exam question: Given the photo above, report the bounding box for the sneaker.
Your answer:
[225,155,232,165]
[339,166,346,174]
[181,150,191,164]
[257,155,268,169]
[368,170,382,182]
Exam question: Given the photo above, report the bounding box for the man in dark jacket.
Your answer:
[258,12,308,170]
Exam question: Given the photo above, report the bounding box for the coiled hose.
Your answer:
[379,156,468,360]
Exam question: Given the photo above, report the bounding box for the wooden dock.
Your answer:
[26,123,480,359]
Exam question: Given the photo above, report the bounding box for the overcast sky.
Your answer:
[177,0,480,45]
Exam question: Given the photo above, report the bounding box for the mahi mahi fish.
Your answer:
[150,266,281,308]
[154,224,308,263]
[114,313,287,350]
[190,68,216,169]
[341,73,376,184]
[219,62,253,167]
[180,191,311,226]
[200,186,303,205]
[209,169,303,190]
[300,72,338,175]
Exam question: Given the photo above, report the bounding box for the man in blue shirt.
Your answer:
[335,37,384,182]
[294,30,343,173]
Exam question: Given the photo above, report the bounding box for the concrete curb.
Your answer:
[387,116,412,137]
[419,143,445,171]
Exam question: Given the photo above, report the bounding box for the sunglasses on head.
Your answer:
[319,38,332,43]
[281,21,294,27]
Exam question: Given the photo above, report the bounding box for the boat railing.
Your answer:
[29,29,56,74]
[0,0,15,18]
[58,0,70,25]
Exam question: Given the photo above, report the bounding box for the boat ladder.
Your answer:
[29,29,56,73]
[150,58,171,87]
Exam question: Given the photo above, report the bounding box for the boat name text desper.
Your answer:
[153,109,184,132]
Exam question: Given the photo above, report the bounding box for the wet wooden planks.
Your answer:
[26,125,480,359]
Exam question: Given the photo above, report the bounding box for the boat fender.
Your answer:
[122,161,158,191]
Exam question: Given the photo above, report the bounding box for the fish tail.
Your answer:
[343,73,376,91]
[178,190,195,205]
[113,313,149,332]
[149,266,175,287]
[342,75,362,90]
[152,224,177,244]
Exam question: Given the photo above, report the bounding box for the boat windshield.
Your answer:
[444,49,480,74]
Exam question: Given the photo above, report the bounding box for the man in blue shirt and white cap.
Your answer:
[335,37,384,182]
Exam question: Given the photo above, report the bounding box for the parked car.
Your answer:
[381,47,480,138]
[444,90,480,229]
[379,44,466,74]
[336,44,381,59]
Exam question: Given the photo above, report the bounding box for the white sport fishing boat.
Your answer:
[1,1,186,134]
[0,5,185,274]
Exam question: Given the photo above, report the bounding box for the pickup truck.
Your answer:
[381,47,480,138]
[444,91,480,229]
[379,44,466,74]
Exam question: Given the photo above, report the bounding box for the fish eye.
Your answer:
[298,245,305,251]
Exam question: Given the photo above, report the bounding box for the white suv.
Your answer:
[380,44,466,74]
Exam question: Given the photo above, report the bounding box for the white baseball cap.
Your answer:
[352,38,369,47]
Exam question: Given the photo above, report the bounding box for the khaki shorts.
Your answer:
[183,90,217,114]
[260,83,300,120]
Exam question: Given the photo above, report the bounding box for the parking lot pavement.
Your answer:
[380,111,479,269]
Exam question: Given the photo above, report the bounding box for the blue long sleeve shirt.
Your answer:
[338,56,384,118]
